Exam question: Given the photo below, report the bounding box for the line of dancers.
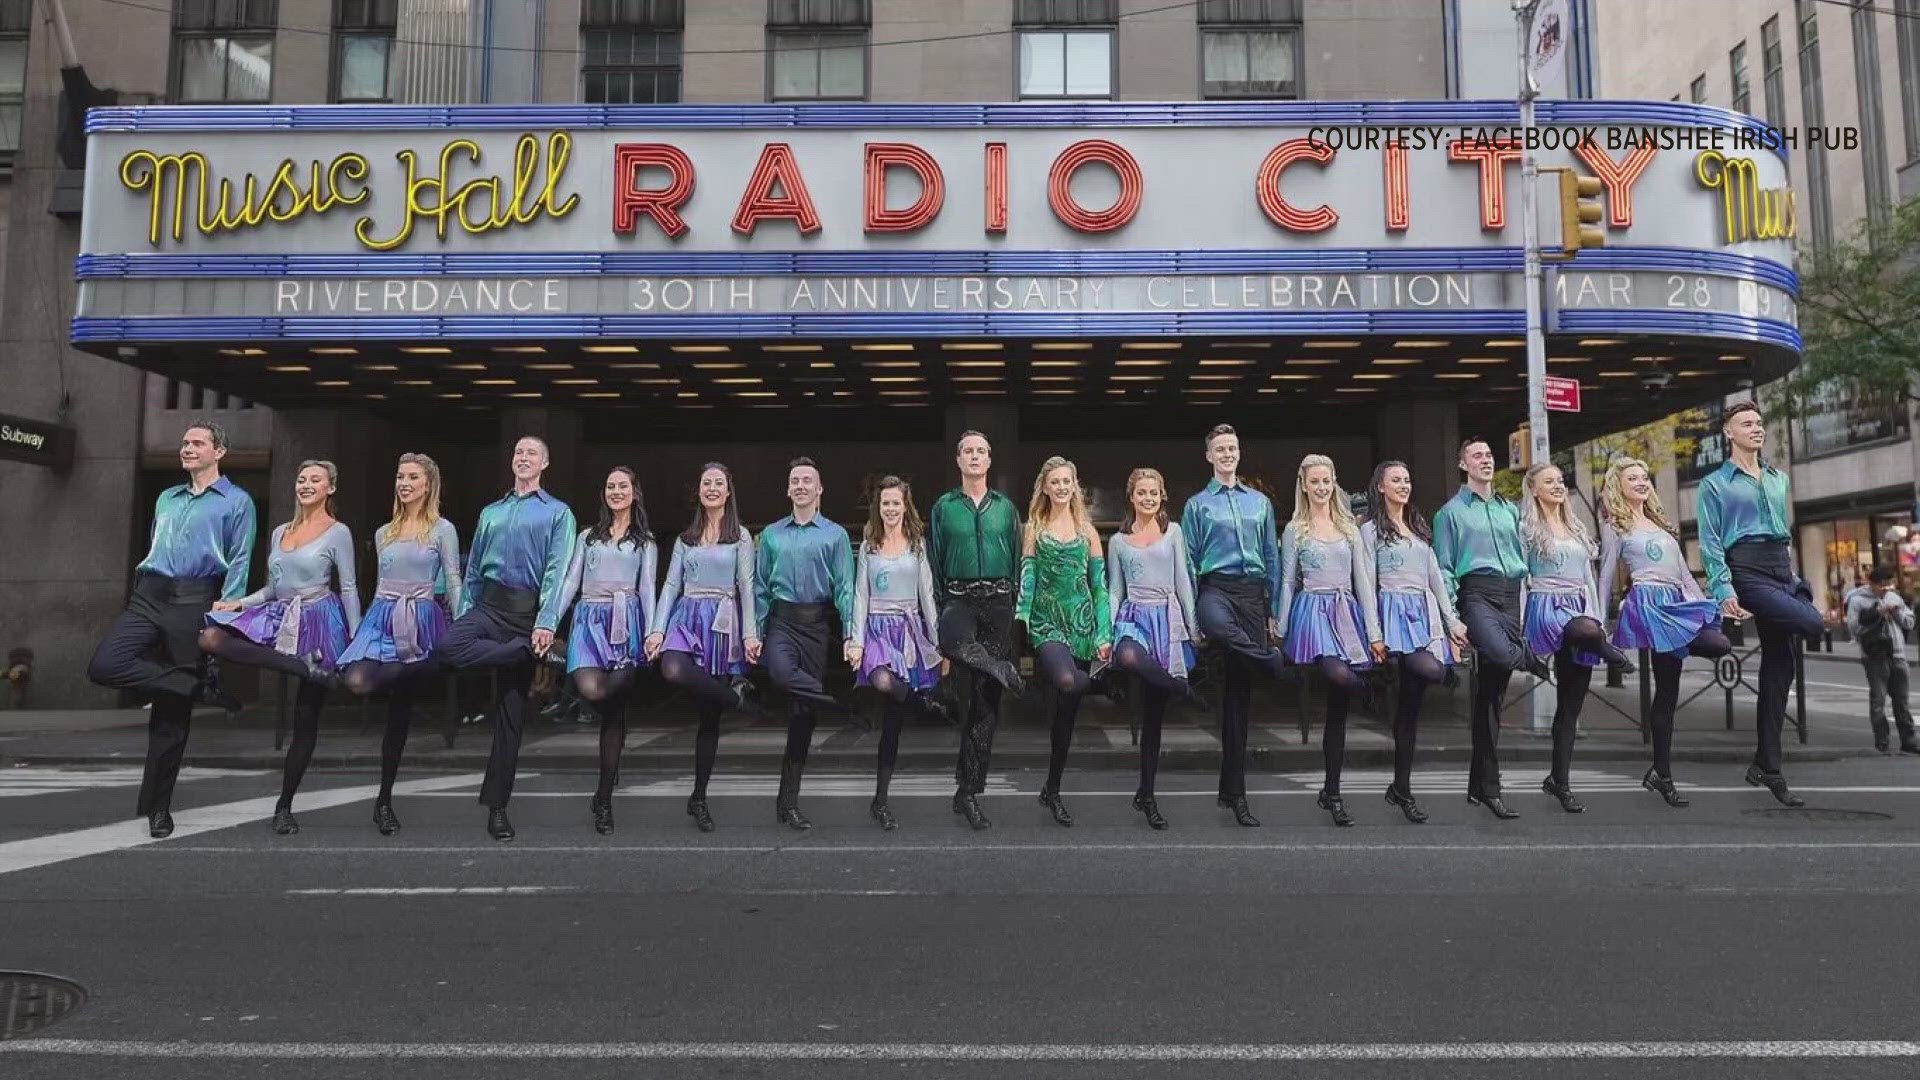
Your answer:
[87,402,1827,841]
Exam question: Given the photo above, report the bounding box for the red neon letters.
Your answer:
[731,143,822,236]
[1046,140,1144,233]
[1256,138,1339,233]
[612,143,695,238]
[864,143,946,233]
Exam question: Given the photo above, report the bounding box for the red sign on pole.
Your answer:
[1543,375,1581,413]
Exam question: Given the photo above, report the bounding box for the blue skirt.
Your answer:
[1523,590,1600,667]
[338,596,448,666]
[1615,583,1722,656]
[661,596,747,677]
[856,612,940,690]
[206,593,350,667]
[1114,599,1195,678]
[567,597,647,673]
[1283,591,1374,668]
[1379,589,1455,664]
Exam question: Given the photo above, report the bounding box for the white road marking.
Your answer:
[0,773,486,877]
[126,841,1920,856]
[0,767,265,798]
[403,783,1920,797]
[616,774,1021,796]
[286,886,579,896]
[3,1039,1917,1061]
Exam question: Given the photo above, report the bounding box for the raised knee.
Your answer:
[196,627,225,654]
[342,671,375,697]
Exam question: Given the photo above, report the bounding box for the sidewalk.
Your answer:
[0,664,1886,775]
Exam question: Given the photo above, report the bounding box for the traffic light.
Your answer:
[1509,424,1532,471]
[1557,170,1605,254]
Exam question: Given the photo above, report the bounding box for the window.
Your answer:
[1689,74,1707,104]
[333,0,396,103]
[768,0,867,101]
[1852,0,1890,222]
[1761,16,1787,128]
[1017,0,1114,100]
[172,0,277,104]
[1729,42,1750,115]
[1899,0,1920,160]
[1200,0,1300,99]
[0,0,27,167]
[583,0,683,104]
[1789,385,1911,461]
[1795,0,1834,248]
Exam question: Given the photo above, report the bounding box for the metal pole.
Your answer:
[1516,0,1550,465]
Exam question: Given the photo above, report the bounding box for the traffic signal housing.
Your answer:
[1554,169,1605,256]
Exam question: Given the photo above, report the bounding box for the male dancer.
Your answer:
[1697,401,1824,806]
[89,421,256,838]
[1432,438,1554,820]
[1180,424,1287,828]
[928,431,1025,830]
[751,457,855,831]
[439,435,576,840]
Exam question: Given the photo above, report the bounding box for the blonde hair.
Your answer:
[286,459,338,530]
[384,452,443,547]
[1519,462,1594,556]
[1599,456,1677,538]
[1121,467,1169,533]
[1287,454,1361,548]
[1024,456,1098,554]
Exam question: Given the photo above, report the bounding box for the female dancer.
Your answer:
[1519,462,1635,813]
[1599,456,1732,806]
[1360,460,1467,823]
[643,463,757,832]
[200,460,359,835]
[1107,467,1200,830]
[338,453,460,836]
[846,476,942,831]
[1276,455,1384,827]
[552,467,658,834]
[1015,456,1112,827]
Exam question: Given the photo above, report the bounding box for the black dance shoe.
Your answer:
[1317,790,1354,828]
[1217,795,1261,827]
[1876,740,1892,754]
[591,795,615,835]
[373,802,401,836]
[271,807,299,835]
[1521,654,1554,681]
[1467,790,1520,819]
[1133,793,1168,830]
[1745,765,1803,807]
[1902,741,1920,756]
[302,652,341,690]
[1541,777,1585,814]
[147,810,174,838]
[486,807,515,841]
[952,791,991,830]
[687,795,716,832]
[1038,787,1073,827]
[870,798,898,831]
[987,658,1025,696]
[777,805,812,831]
[1642,768,1689,808]
[1384,785,1427,824]
[194,678,244,713]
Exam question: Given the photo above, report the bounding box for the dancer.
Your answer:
[338,453,462,836]
[1108,467,1200,830]
[847,476,943,830]
[1433,439,1554,820]
[1181,424,1288,827]
[753,457,855,831]
[1016,456,1112,827]
[643,462,758,832]
[1697,402,1824,807]
[89,421,256,838]
[1519,462,1635,814]
[1598,456,1732,807]
[928,431,1025,830]
[199,460,359,836]
[550,466,658,835]
[1361,461,1467,824]
[439,435,577,841]
[1276,455,1384,828]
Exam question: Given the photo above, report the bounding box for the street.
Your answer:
[4,753,1920,1078]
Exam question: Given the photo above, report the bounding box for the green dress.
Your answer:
[1016,531,1113,661]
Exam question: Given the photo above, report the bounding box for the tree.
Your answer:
[1788,195,1920,406]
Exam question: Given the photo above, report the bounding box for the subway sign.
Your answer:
[0,411,76,471]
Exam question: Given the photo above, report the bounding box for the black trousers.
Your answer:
[1456,574,1527,796]
[938,587,1015,795]
[87,572,220,816]
[1196,573,1279,799]
[438,588,538,809]
[1727,541,1822,774]
[765,600,835,806]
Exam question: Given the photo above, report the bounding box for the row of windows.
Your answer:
[161,1,1303,105]
[0,0,27,165]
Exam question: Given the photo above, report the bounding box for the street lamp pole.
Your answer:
[1515,0,1551,467]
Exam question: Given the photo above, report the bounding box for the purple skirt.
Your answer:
[1114,600,1196,678]
[856,612,940,690]
[1523,590,1600,667]
[1283,591,1374,668]
[661,595,747,677]
[1615,583,1722,656]
[206,593,349,668]
[1379,589,1455,664]
[568,597,647,673]
[338,597,448,666]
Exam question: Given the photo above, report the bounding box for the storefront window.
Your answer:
[1875,514,1920,597]
[1788,384,1909,460]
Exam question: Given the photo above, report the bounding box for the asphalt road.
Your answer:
[4,757,1920,1079]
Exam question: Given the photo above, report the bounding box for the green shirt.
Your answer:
[927,487,1022,587]
[1696,459,1794,603]
[752,513,856,633]
[1431,486,1528,600]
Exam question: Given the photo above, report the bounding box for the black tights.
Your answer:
[1114,640,1178,797]
[1561,615,1631,668]
[198,625,312,681]
[1315,656,1366,794]
[1392,651,1447,792]
[1647,626,1734,778]
[342,660,432,805]
[1549,651,1593,785]
[575,667,640,802]
[278,682,327,812]
[1036,643,1090,792]
[868,667,916,800]
[660,651,730,799]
